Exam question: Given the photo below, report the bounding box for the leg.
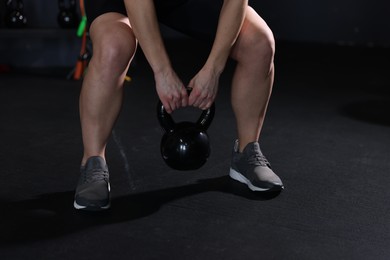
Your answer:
[228,7,283,191]
[80,12,137,165]
[74,12,137,210]
[230,7,275,152]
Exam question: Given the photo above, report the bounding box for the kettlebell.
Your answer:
[5,0,27,29]
[57,0,79,28]
[157,94,215,171]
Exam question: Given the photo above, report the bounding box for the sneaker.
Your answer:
[229,140,284,191]
[74,156,111,211]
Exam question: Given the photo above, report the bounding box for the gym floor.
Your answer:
[0,40,389,259]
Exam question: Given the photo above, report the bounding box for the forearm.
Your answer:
[124,0,171,74]
[205,0,247,74]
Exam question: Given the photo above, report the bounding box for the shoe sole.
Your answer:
[74,183,111,211]
[229,168,282,192]
[73,200,111,211]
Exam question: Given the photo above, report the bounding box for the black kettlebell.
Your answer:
[57,0,79,28]
[5,0,27,29]
[157,93,215,171]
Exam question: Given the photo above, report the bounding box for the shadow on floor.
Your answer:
[0,176,281,245]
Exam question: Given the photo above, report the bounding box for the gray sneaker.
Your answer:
[229,140,284,191]
[74,156,111,211]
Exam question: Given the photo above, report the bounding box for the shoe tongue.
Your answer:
[243,142,262,156]
[86,156,106,171]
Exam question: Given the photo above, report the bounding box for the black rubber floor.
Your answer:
[0,41,389,259]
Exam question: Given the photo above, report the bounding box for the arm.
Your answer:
[206,0,247,74]
[124,0,188,113]
[188,0,248,109]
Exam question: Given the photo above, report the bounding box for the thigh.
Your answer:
[156,0,224,43]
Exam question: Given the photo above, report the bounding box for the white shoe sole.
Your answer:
[74,183,111,210]
[73,200,111,210]
[229,168,273,192]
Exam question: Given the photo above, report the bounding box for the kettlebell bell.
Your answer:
[57,0,79,28]
[157,94,215,171]
[5,0,27,29]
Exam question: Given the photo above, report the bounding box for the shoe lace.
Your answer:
[84,168,109,183]
[248,153,271,168]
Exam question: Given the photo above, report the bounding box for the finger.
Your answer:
[174,99,181,110]
[189,90,201,107]
[195,93,207,108]
[181,88,189,107]
[169,91,181,111]
[175,93,185,110]
[187,85,195,106]
[193,93,207,108]
[170,100,177,112]
[200,94,215,109]
[198,99,209,110]
[193,99,203,108]
[162,98,173,114]
[164,103,173,114]
[188,95,194,106]
[200,100,213,110]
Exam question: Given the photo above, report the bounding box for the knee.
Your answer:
[92,32,136,76]
[241,29,275,64]
[233,18,275,66]
[250,27,275,63]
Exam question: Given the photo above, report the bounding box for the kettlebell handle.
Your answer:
[157,100,176,133]
[196,103,215,130]
[157,91,215,133]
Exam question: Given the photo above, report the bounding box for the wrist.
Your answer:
[203,60,225,76]
[139,43,172,75]
[204,51,229,75]
[153,63,174,77]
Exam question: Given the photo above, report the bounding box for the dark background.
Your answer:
[1,1,390,259]
[0,0,389,68]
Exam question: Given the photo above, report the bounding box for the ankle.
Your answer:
[236,139,259,153]
[82,154,105,166]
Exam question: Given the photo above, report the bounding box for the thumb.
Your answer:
[187,81,196,106]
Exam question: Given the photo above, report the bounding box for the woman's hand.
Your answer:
[188,66,220,110]
[155,68,188,114]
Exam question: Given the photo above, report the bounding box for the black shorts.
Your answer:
[84,0,223,43]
